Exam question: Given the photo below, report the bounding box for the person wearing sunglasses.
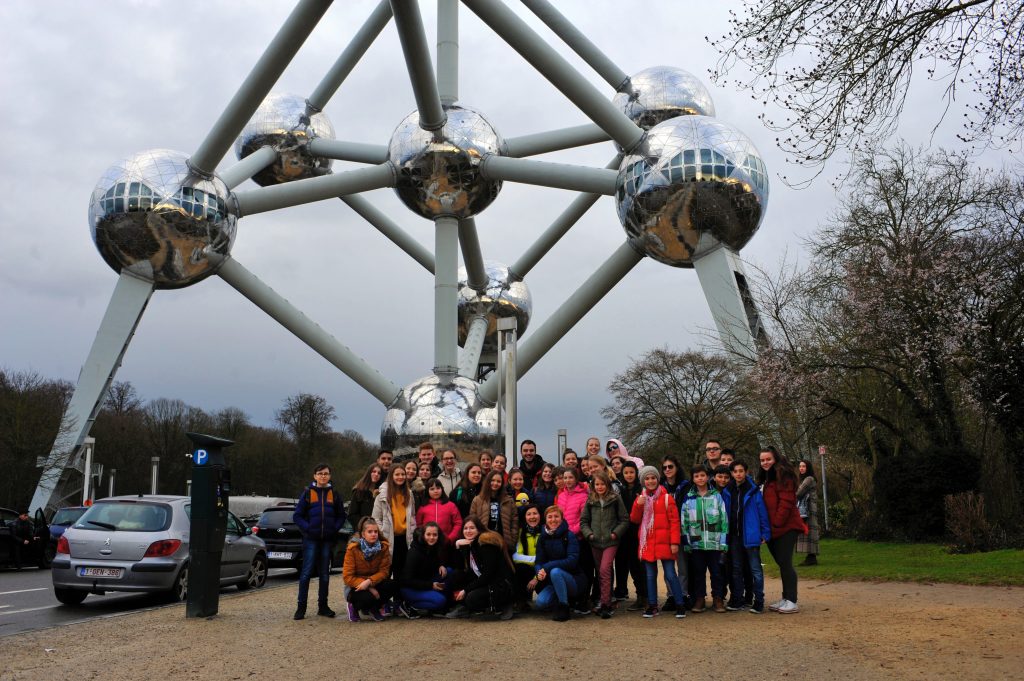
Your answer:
[604,438,644,468]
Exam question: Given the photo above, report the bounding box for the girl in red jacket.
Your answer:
[630,465,686,619]
[756,447,806,614]
[415,479,463,548]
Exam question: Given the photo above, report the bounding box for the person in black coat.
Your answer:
[445,516,514,620]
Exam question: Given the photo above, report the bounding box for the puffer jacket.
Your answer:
[535,520,581,575]
[680,486,729,551]
[728,479,771,548]
[762,478,808,539]
[342,538,391,588]
[630,486,681,562]
[579,492,629,549]
[372,482,416,555]
[401,535,443,590]
[293,482,346,541]
[416,498,463,544]
[469,494,519,550]
[555,483,589,534]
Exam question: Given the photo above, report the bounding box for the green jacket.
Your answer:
[579,492,629,549]
[681,486,729,552]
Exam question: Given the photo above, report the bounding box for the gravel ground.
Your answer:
[2,577,1022,681]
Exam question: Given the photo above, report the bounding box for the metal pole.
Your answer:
[307,0,394,111]
[462,0,644,151]
[307,139,388,164]
[390,0,447,130]
[108,469,116,498]
[480,155,618,195]
[557,429,567,459]
[458,315,490,378]
[213,255,402,405]
[495,326,503,435]
[505,123,610,158]
[819,444,830,532]
[458,218,487,290]
[234,163,395,215]
[520,0,631,91]
[340,195,435,273]
[220,146,278,189]
[510,155,621,278]
[498,318,517,465]
[81,438,94,505]
[150,457,160,495]
[189,0,333,175]
[434,216,460,375]
[480,242,644,403]
[437,0,459,106]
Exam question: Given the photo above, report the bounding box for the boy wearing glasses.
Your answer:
[292,463,347,620]
[438,449,463,495]
[702,440,723,469]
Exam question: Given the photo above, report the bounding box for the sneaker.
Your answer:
[691,599,705,613]
[552,604,571,622]
[572,602,591,615]
[370,608,385,622]
[444,605,470,619]
[499,602,514,621]
[382,603,394,617]
[767,599,784,612]
[395,602,420,620]
[599,605,611,620]
[661,598,677,612]
[642,605,660,618]
[626,599,645,611]
[675,608,686,619]
[293,604,306,621]
[777,599,800,614]
[614,594,628,602]
[725,600,744,612]
[346,603,360,623]
[317,605,336,618]
[750,602,765,614]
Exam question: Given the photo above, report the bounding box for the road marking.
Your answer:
[0,588,48,596]
[0,605,60,617]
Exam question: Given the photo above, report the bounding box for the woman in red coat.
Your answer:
[630,465,686,619]
[757,447,806,614]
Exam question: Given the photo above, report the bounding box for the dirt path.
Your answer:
[3,578,1022,681]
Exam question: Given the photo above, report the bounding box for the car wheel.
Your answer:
[169,564,188,602]
[39,542,56,569]
[54,588,88,606]
[238,554,267,590]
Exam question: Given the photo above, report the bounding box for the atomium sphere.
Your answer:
[388,104,506,219]
[615,116,769,267]
[614,66,715,131]
[234,93,335,186]
[457,260,532,352]
[88,149,238,289]
[380,374,501,461]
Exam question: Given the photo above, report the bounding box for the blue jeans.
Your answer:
[731,544,765,606]
[297,538,334,607]
[689,549,725,599]
[644,559,684,606]
[399,567,454,612]
[535,568,578,609]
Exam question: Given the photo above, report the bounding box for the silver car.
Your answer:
[52,495,267,605]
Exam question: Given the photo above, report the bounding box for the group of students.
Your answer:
[291,437,814,622]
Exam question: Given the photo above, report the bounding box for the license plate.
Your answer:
[268,552,293,560]
[79,567,123,578]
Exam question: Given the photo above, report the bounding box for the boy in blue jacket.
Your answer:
[292,463,347,620]
[725,460,770,613]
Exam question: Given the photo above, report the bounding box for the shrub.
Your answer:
[944,491,993,553]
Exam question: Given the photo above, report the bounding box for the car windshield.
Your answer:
[52,508,87,527]
[74,502,171,532]
[259,509,296,525]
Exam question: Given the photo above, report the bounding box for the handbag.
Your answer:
[797,496,809,519]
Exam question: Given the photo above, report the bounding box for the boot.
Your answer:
[552,603,571,622]
[293,603,306,620]
[626,598,645,611]
[713,597,726,613]
[800,554,818,566]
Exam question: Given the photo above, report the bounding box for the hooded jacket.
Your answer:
[555,483,589,534]
[342,537,391,588]
[579,491,629,549]
[604,438,644,468]
[438,466,463,496]
[372,481,416,554]
[530,485,557,511]
[451,481,481,519]
[630,486,681,562]
[535,519,581,575]
[401,533,444,590]
[519,453,546,488]
[469,493,519,550]
[459,530,514,593]
[680,485,729,552]
[727,478,771,548]
[415,497,463,544]
[293,482,346,541]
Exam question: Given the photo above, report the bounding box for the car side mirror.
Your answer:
[244,527,253,536]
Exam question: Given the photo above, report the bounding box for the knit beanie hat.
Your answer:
[639,465,660,482]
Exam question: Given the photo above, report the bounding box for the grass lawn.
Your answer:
[761,538,1024,586]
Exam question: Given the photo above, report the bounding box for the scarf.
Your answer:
[358,537,382,561]
[638,486,664,557]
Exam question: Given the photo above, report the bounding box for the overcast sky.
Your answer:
[0,1,1010,459]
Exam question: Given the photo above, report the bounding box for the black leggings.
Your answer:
[464,580,512,612]
[767,530,799,603]
[390,535,408,580]
[614,529,644,600]
[347,578,397,610]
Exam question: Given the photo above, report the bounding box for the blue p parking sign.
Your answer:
[194,449,209,466]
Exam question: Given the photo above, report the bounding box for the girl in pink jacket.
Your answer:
[415,479,462,545]
[555,468,590,534]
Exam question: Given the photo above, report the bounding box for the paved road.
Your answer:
[0,565,302,638]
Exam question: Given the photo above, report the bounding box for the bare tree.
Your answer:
[711,1,1024,167]
[275,393,336,460]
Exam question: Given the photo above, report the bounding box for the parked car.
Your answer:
[49,506,89,541]
[252,504,351,571]
[52,495,267,605]
[0,507,52,569]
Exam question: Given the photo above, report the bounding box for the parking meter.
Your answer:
[185,432,234,618]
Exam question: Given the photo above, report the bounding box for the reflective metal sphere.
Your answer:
[380,374,501,460]
[615,116,769,267]
[234,93,335,186]
[388,104,506,219]
[88,149,238,288]
[614,66,716,130]
[457,260,532,351]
